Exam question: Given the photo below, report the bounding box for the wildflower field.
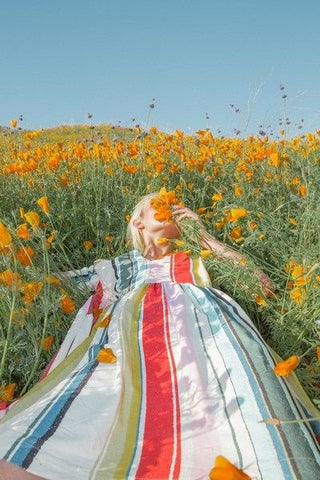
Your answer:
[0,121,319,410]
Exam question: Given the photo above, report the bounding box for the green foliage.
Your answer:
[0,124,319,404]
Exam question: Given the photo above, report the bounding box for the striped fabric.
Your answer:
[0,250,319,479]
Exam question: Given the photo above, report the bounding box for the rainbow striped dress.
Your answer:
[0,250,319,479]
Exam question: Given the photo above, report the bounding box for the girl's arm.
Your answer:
[173,205,274,297]
[201,230,274,297]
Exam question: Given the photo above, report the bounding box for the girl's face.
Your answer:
[139,202,180,239]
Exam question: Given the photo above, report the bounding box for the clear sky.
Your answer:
[1,0,320,137]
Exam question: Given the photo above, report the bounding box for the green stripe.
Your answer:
[0,323,101,425]
[90,286,147,480]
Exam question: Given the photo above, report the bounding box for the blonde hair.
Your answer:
[126,192,158,252]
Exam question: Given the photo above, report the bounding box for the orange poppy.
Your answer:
[0,222,12,247]
[230,226,243,240]
[255,295,267,307]
[60,296,76,314]
[0,383,16,401]
[37,196,50,215]
[212,193,223,202]
[24,211,40,230]
[21,281,43,304]
[17,223,30,240]
[227,208,248,222]
[289,287,306,305]
[83,241,93,251]
[45,275,61,286]
[150,188,180,222]
[209,455,252,480]
[200,250,212,258]
[97,346,117,363]
[234,185,243,196]
[273,355,300,377]
[157,237,168,245]
[197,207,206,215]
[0,269,21,288]
[17,246,35,266]
[97,313,112,328]
[40,335,55,351]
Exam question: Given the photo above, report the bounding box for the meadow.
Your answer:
[0,121,319,411]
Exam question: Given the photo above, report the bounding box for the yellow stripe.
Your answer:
[193,256,212,287]
[192,257,202,286]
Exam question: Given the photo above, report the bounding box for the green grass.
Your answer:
[0,124,319,405]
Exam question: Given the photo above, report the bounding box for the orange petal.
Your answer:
[97,347,117,363]
[97,313,112,327]
[37,196,50,215]
[273,355,300,376]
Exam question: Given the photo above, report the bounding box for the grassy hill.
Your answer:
[0,123,319,406]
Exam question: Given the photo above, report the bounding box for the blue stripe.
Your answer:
[211,289,320,457]
[204,288,298,477]
[9,337,107,466]
[185,284,295,478]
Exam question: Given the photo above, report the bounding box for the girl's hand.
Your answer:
[172,205,203,225]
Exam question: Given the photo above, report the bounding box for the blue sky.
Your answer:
[1,0,320,137]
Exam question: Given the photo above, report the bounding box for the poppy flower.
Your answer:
[150,188,180,222]
[24,211,40,230]
[83,241,93,251]
[37,196,50,214]
[209,455,252,480]
[17,246,35,266]
[298,186,307,198]
[230,226,243,240]
[234,185,243,196]
[17,223,30,240]
[40,336,54,351]
[273,355,300,377]
[197,207,206,215]
[97,313,112,328]
[0,269,21,288]
[255,295,267,307]
[22,281,43,304]
[289,287,306,305]
[97,346,117,363]
[45,275,61,286]
[157,237,168,245]
[227,208,248,222]
[60,296,76,314]
[0,383,16,402]
[212,193,223,202]
[0,222,12,248]
[200,249,212,258]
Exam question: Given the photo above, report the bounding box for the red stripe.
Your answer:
[39,348,60,379]
[0,402,10,413]
[171,252,194,284]
[135,284,181,479]
[87,281,103,315]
